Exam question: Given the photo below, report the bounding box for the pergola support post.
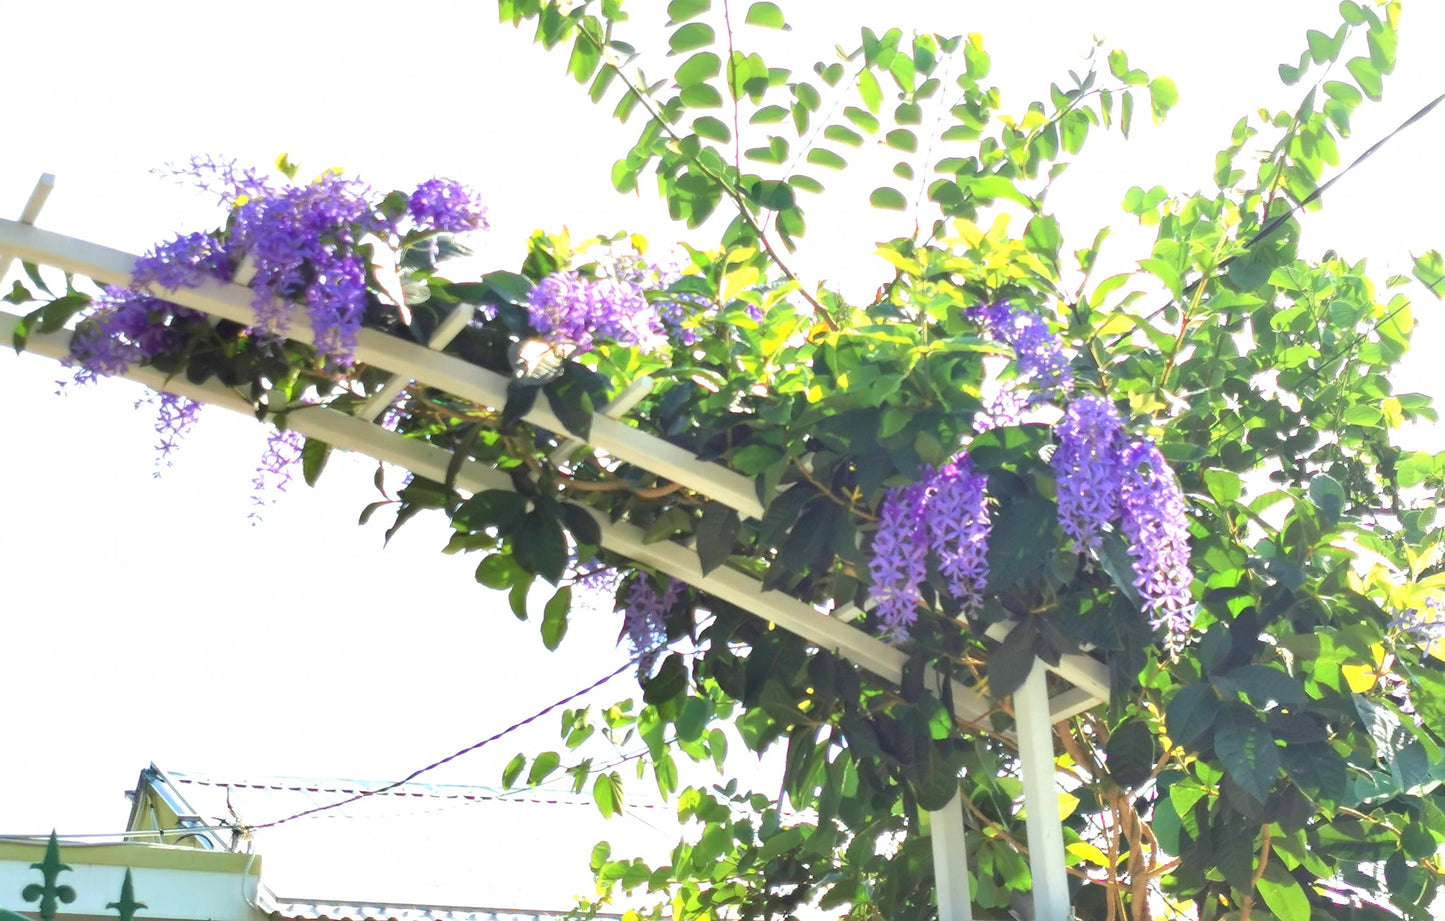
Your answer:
[929,794,974,921]
[1015,658,1070,921]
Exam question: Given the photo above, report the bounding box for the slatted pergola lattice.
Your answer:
[1,174,1114,921]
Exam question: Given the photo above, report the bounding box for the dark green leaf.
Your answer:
[696,501,740,575]
[987,623,1036,700]
[1166,682,1219,749]
[644,653,688,705]
[514,511,569,585]
[1214,704,1279,805]
[1105,719,1156,788]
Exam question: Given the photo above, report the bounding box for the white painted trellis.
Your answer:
[0,175,1110,921]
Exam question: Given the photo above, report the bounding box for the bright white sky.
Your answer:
[2,0,1444,894]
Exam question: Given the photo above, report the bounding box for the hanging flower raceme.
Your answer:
[621,575,682,675]
[1051,394,1195,650]
[1118,438,1194,651]
[1052,394,1126,553]
[869,456,993,641]
[967,300,1074,405]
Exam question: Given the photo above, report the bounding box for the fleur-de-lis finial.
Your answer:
[106,869,146,921]
[21,832,75,921]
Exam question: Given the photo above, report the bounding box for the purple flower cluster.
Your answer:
[408,178,489,234]
[1052,395,1126,553]
[526,271,668,355]
[1052,395,1195,650]
[927,455,992,611]
[571,564,624,617]
[869,481,930,639]
[1391,596,1445,646]
[868,454,993,641]
[622,575,682,675]
[967,300,1074,405]
[1118,439,1194,649]
[154,393,202,464]
[68,286,199,382]
[249,427,305,522]
[108,162,489,370]
[228,170,382,364]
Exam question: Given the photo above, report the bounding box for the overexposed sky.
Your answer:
[2,0,1443,873]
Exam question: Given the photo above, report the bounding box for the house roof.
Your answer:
[130,766,677,917]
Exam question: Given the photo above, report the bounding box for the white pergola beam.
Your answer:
[0,172,54,280]
[0,218,767,522]
[0,314,1000,725]
[358,301,475,421]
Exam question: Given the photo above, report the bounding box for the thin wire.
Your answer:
[248,658,638,831]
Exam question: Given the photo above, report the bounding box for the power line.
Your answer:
[248,658,638,831]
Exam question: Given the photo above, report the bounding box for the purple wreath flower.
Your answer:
[925,454,992,612]
[526,271,667,355]
[1118,438,1194,652]
[868,481,930,640]
[622,575,682,675]
[967,300,1074,405]
[1052,394,1126,554]
[1391,596,1445,646]
[408,178,488,233]
[154,392,202,464]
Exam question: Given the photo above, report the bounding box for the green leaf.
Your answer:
[1309,473,1346,526]
[593,771,624,817]
[1346,56,1383,100]
[1256,863,1310,921]
[1214,704,1280,805]
[1147,76,1177,122]
[856,69,882,113]
[746,179,795,211]
[669,22,715,55]
[1105,719,1157,788]
[743,1,786,29]
[527,750,561,786]
[696,501,740,575]
[644,654,688,705]
[675,51,720,87]
[541,586,570,650]
[987,624,1037,700]
[502,753,526,788]
[1166,682,1219,749]
[301,438,332,487]
[560,503,601,550]
[693,115,731,142]
[680,83,723,108]
[807,148,847,170]
[884,128,916,152]
[823,124,863,148]
[1212,664,1306,708]
[869,187,907,210]
[514,512,568,585]
[666,0,709,23]
[1412,250,1445,298]
[1202,468,1242,505]
[36,293,88,334]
